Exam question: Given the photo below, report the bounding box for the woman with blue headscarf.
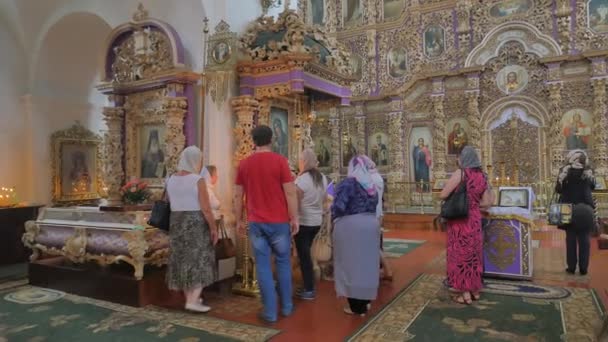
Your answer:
[331,155,380,316]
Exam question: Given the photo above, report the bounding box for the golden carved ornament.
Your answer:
[102,107,125,205]
[592,78,608,176]
[328,107,341,177]
[63,227,88,263]
[51,122,104,206]
[231,96,259,167]
[123,230,149,280]
[466,90,481,148]
[22,221,40,262]
[240,10,353,78]
[110,26,173,84]
[432,94,447,180]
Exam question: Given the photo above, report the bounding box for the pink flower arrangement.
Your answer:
[120,179,151,204]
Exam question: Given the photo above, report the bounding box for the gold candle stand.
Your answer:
[232,223,260,297]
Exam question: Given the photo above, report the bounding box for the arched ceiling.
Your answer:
[33,12,111,101]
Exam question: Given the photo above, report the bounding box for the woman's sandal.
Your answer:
[472,293,481,301]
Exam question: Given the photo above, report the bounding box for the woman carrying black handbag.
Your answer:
[439,146,493,305]
[555,149,596,276]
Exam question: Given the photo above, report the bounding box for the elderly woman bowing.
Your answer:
[332,155,380,316]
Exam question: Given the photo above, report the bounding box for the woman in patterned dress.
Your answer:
[439,146,492,304]
[165,146,218,313]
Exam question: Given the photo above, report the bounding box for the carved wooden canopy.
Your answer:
[238,9,354,105]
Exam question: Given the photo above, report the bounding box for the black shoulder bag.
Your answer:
[148,187,170,231]
[440,169,469,220]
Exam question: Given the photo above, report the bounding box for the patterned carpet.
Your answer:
[348,274,605,341]
[0,285,279,342]
[382,239,425,258]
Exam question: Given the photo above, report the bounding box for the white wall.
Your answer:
[0,21,28,199]
[1,0,265,209]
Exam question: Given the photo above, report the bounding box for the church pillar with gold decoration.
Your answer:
[231,96,259,166]
[164,85,188,175]
[431,78,447,181]
[591,57,608,177]
[329,107,341,182]
[547,75,564,177]
[465,72,481,150]
[556,0,572,54]
[354,105,366,155]
[102,97,125,205]
[387,106,405,204]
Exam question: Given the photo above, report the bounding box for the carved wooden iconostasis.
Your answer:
[300,0,608,212]
[95,5,199,204]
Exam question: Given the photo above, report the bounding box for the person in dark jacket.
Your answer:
[555,149,596,276]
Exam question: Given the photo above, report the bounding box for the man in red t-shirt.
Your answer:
[234,125,298,323]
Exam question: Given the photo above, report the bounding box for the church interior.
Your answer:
[2,0,608,340]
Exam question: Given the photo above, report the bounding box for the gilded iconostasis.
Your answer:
[295,0,608,208]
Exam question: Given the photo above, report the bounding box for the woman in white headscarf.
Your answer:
[555,149,596,276]
[331,155,380,316]
[165,146,218,313]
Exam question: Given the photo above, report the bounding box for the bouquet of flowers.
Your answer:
[120,179,151,205]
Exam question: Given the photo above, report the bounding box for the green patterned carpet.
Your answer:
[348,274,605,341]
[382,239,425,258]
[0,286,278,342]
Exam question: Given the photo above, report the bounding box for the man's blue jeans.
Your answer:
[249,222,293,321]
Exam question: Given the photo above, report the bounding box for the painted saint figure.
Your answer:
[371,134,388,166]
[447,123,468,155]
[506,71,519,93]
[70,151,91,193]
[563,112,591,150]
[413,138,432,191]
[272,118,288,157]
[141,129,166,178]
[316,138,331,167]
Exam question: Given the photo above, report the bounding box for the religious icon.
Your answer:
[315,137,331,168]
[562,110,592,150]
[270,107,289,158]
[309,0,324,25]
[498,188,530,209]
[343,136,357,167]
[489,0,531,18]
[410,127,433,191]
[60,144,96,196]
[344,0,362,23]
[589,0,608,33]
[423,26,445,58]
[350,54,363,78]
[388,47,407,78]
[370,133,389,166]
[496,65,528,95]
[383,0,406,20]
[141,128,166,179]
[212,41,231,64]
[69,151,91,193]
[447,120,469,155]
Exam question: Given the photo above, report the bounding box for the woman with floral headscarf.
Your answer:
[556,149,596,276]
[331,155,380,316]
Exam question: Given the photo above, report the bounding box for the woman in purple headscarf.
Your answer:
[331,155,380,316]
